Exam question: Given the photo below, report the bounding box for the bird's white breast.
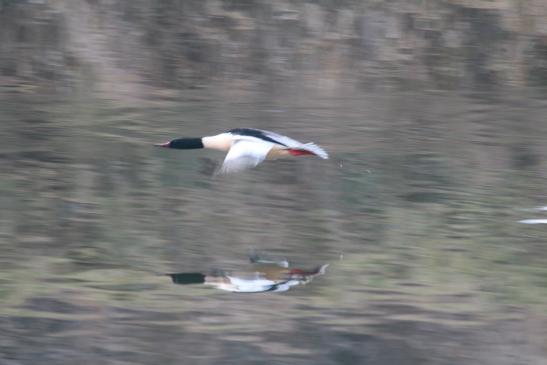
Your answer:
[202,133,234,151]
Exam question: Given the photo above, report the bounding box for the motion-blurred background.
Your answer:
[1,1,547,364]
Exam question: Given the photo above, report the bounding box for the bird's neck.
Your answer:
[202,133,234,151]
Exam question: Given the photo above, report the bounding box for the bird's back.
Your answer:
[228,128,302,147]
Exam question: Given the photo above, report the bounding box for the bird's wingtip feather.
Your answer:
[305,142,329,159]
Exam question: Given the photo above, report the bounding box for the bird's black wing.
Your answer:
[228,128,288,146]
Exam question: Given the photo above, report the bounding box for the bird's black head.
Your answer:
[155,138,204,149]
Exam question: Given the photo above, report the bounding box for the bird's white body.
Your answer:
[202,133,234,152]
[202,129,328,174]
[203,133,290,159]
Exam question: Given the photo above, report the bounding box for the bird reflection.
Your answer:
[166,254,328,293]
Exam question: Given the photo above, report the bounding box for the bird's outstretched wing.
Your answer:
[216,140,273,175]
[297,142,329,159]
[259,130,328,159]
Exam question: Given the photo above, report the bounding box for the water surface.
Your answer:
[2,82,547,364]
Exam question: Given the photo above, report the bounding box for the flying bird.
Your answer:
[155,128,328,174]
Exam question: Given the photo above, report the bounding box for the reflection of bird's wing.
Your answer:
[217,139,273,175]
[248,251,289,268]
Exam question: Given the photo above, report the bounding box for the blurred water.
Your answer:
[2,82,547,364]
[2,1,547,364]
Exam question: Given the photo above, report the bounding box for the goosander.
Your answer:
[165,254,329,293]
[155,128,328,174]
